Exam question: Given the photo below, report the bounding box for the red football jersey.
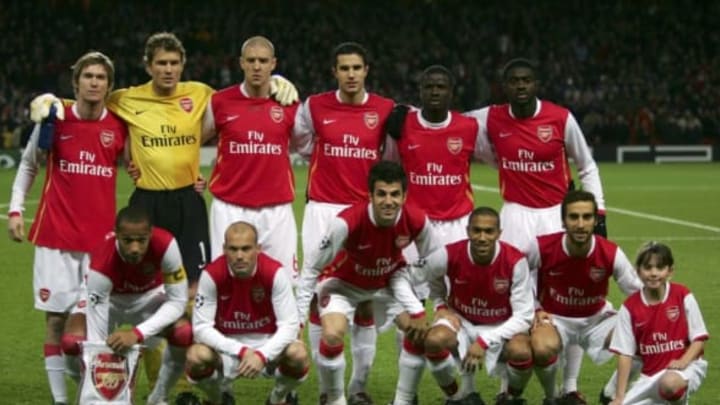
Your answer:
[90,227,175,294]
[326,203,427,290]
[535,232,619,317]
[29,105,126,252]
[209,86,299,207]
[485,101,574,208]
[305,91,394,204]
[445,240,525,324]
[397,111,479,221]
[619,283,709,376]
[204,253,281,335]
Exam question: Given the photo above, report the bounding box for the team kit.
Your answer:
[8,32,707,405]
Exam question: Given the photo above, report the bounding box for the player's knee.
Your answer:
[531,332,561,365]
[185,344,216,369]
[167,320,193,347]
[60,333,85,356]
[319,338,344,358]
[504,334,532,363]
[284,341,310,366]
[658,372,688,401]
[424,325,455,353]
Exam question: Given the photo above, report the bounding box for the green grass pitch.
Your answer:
[1,162,718,404]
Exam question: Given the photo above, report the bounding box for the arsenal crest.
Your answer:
[666,305,680,322]
[395,235,410,249]
[319,294,331,308]
[91,352,128,400]
[447,137,463,155]
[179,97,193,112]
[537,125,553,143]
[270,106,284,123]
[364,112,379,129]
[39,288,51,302]
[251,285,266,303]
[99,130,115,147]
[589,267,606,282]
[494,278,510,294]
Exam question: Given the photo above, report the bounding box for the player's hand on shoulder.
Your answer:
[270,74,299,106]
[30,93,65,123]
[7,214,24,242]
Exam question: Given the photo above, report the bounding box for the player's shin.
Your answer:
[318,339,346,402]
[601,357,642,401]
[147,344,187,404]
[270,364,309,404]
[506,358,534,397]
[393,338,426,404]
[44,343,68,403]
[562,344,583,393]
[534,354,560,399]
[348,315,376,396]
[426,349,462,400]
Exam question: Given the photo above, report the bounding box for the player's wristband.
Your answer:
[475,337,489,350]
[8,211,21,218]
[409,311,426,319]
[131,327,145,343]
[238,346,248,359]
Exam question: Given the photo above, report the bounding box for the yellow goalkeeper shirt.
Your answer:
[107,81,213,190]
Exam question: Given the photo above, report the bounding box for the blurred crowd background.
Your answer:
[1,0,718,149]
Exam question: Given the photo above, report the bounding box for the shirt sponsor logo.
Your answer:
[91,352,129,400]
[270,106,284,123]
[179,97,193,113]
[100,130,115,148]
[364,111,379,129]
[666,305,680,321]
[537,125,553,143]
[447,137,463,155]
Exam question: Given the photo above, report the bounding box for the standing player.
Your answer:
[203,35,304,281]
[294,42,395,404]
[6,51,126,405]
[185,222,309,405]
[465,58,608,403]
[383,64,482,402]
[295,161,436,405]
[609,242,709,404]
[517,191,641,404]
[402,207,534,405]
[85,205,192,405]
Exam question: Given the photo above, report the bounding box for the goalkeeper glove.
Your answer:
[270,74,299,106]
[385,104,410,140]
[38,105,58,150]
[594,213,608,238]
[30,93,65,123]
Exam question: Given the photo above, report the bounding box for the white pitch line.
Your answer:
[471,184,720,233]
[613,236,720,241]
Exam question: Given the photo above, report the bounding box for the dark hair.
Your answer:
[332,42,369,67]
[144,32,186,64]
[636,241,674,269]
[420,64,455,88]
[468,206,500,228]
[501,57,538,81]
[561,190,598,219]
[115,205,151,229]
[368,161,407,192]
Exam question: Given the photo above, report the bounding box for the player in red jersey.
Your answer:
[296,161,437,405]
[465,58,608,403]
[512,191,641,405]
[184,221,309,405]
[608,242,708,405]
[294,42,395,405]
[6,51,126,405]
[85,205,192,405]
[384,65,483,403]
[203,36,306,282]
[399,207,533,405]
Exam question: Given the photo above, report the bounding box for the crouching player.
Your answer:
[405,207,534,405]
[84,205,192,404]
[185,222,309,405]
[608,242,709,404]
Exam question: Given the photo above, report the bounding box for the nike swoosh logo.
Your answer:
[322,119,336,125]
[499,132,512,138]
[220,295,230,301]
[135,110,148,115]
[60,135,73,140]
[549,271,563,276]
[226,115,240,122]
[358,244,372,250]
[408,144,421,150]
[455,279,469,284]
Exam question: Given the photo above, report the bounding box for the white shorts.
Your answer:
[552,302,617,364]
[403,216,468,300]
[621,359,707,405]
[448,316,504,377]
[210,198,298,282]
[316,277,395,328]
[87,286,167,348]
[217,335,301,380]
[33,246,89,313]
[499,202,562,255]
[301,200,350,270]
